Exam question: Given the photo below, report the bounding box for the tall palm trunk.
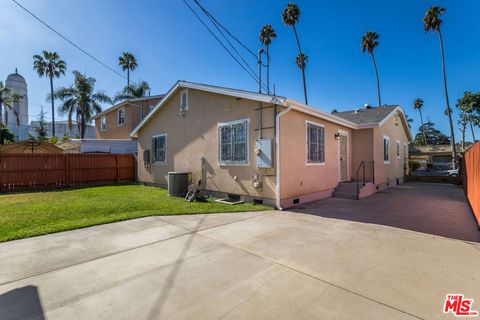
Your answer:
[49,75,55,137]
[127,69,130,88]
[470,121,477,142]
[370,51,381,108]
[418,109,428,145]
[266,45,270,94]
[292,25,308,105]
[438,28,457,169]
[461,125,466,150]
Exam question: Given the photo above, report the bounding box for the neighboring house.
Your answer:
[130,81,412,208]
[409,144,460,170]
[56,139,137,154]
[93,95,164,139]
[29,120,95,139]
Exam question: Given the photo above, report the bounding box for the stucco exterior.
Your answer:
[136,89,279,205]
[372,113,410,188]
[94,97,162,139]
[278,109,353,208]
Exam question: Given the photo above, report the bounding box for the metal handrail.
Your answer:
[356,160,366,200]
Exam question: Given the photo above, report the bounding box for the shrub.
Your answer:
[408,160,421,172]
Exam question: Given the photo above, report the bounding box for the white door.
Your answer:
[339,134,348,181]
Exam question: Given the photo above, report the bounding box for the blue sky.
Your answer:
[1,0,479,141]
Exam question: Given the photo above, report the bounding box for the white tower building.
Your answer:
[5,68,29,140]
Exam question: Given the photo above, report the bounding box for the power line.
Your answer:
[181,0,269,92]
[11,0,126,80]
[192,0,257,60]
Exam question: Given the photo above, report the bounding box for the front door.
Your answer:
[339,134,348,181]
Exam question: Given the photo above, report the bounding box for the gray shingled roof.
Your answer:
[333,105,398,124]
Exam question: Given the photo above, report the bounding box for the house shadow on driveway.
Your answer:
[0,285,45,320]
[290,182,480,243]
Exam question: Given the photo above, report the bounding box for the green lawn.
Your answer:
[0,185,271,242]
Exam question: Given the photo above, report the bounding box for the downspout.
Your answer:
[275,106,292,210]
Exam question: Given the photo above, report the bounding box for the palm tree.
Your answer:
[118,52,137,87]
[33,51,67,137]
[423,5,457,169]
[413,98,428,145]
[295,53,308,88]
[282,3,308,104]
[259,24,277,94]
[405,114,414,129]
[361,31,382,108]
[54,71,112,138]
[0,81,20,127]
[113,81,150,103]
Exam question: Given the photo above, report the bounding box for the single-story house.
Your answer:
[130,81,412,209]
[93,95,164,139]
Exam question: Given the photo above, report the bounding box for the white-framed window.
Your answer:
[118,108,125,125]
[396,140,401,159]
[101,116,107,131]
[152,134,167,164]
[306,121,325,164]
[218,119,249,165]
[383,135,390,164]
[180,89,188,112]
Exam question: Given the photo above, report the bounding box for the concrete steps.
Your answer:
[333,182,374,200]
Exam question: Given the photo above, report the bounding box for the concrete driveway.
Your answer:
[0,183,479,319]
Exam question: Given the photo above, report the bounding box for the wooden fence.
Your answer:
[0,154,135,192]
[462,141,480,227]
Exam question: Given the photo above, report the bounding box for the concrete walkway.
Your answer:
[292,182,480,243]
[0,183,479,319]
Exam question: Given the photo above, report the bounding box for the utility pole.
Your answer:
[258,48,264,94]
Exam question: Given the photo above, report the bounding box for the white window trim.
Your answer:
[396,140,401,159]
[118,107,126,126]
[218,118,250,166]
[337,129,349,181]
[305,120,325,166]
[101,116,107,132]
[152,133,167,165]
[383,135,390,164]
[180,89,189,112]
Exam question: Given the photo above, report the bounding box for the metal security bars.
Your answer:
[306,123,325,163]
[218,119,248,165]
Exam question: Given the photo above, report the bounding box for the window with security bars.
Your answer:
[218,120,248,164]
[152,134,167,163]
[307,123,325,163]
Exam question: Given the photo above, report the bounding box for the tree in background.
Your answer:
[456,91,479,143]
[0,81,20,126]
[423,5,457,168]
[414,121,451,146]
[118,52,137,87]
[259,24,277,94]
[413,98,427,145]
[0,124,14,145]
[33,51,67,137]
[405,114,414,129]
[361,31,382,108]
[54,71,112,139]
[36,107,48,142]
[114,81,151,103]
[282,3,308,104]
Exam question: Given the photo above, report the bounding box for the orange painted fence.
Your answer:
[0,154,135,192]
[462,141,480,227]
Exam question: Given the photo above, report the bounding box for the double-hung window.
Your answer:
[306,122,325,164]
[118,108,125,125]
[101,116,107,131]
[152,134,167,164]
[218,119,248,165]
[383,135,390,164]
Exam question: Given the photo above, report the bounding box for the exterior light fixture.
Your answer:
[334,133,341,140]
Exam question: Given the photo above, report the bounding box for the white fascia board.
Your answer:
[285,99,358,129]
